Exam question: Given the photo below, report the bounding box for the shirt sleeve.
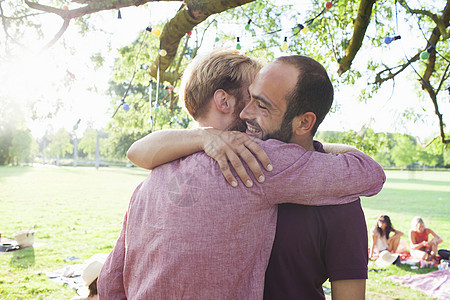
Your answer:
[98,212,128,300]
[98,182,143,300]
[260,140,386,206]
[370,226,378,237]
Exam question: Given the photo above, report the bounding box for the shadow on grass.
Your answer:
[369,263,436,275]
[10,247,35,268]
[0,166,33,180]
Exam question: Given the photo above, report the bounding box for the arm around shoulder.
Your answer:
[262,144,386,206]
[126,129,205,169]
[322,143,359,154]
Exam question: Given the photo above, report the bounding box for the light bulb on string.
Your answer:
[215,36,220,43]
[325,1,333,9]
[281,37,288,51]
[73,119,81,131]
[297,24,308,34]
[421,45,435,60]
[245,19,252,31]
[236,37,241,50]
[146,26,161,37]
[121,99,129,111]
[117,9,122,19]
[187,31,192,37]
[384,35,401,44]
[159,49,167,56]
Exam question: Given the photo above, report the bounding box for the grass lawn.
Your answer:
[0,166,449,299]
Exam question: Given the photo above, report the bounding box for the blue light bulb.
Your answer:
[384,36,394,44]
[384,35,401,45]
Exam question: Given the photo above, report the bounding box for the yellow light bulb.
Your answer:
[152,29,161,37]
[159,49,167,56]
[301,27,309,33]
[281,41,288,51]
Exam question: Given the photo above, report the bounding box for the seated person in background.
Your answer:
[369,215,403,259]
[409,216,443,261]
[71,255,105,300]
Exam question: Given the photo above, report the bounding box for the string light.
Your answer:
[420,45,435,60]
[73,119,81,131]
[281,37,288,51]
[245,19,252,31]
[187,31,192,37]
[159,49,167,56]
[122,101,130,111]
[118,9,122,19]
[325,1,333,9]
[384,35,401,44]
[294,24,309,35]
[215,37,220,43]
[236,37,241,50]
[146,26,161,37]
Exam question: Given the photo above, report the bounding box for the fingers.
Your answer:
[243,139,272,172]
[231,132,272,172]
[216,157,238,188]
[204,131,273,188]
[236,148,265,184]
[227,150,254,187]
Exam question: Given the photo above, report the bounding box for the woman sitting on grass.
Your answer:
[409,216,443,262]
[369,215,403,259]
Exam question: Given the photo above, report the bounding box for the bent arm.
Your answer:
[369,234,377,259]
[322,143,358,154]
[409,230,426,250]
[392,229,404,238]
[127,129,204,170]
[428,229,443,243]
[331,279,366,300]
[262,142,386,206]
[127,128,272,187]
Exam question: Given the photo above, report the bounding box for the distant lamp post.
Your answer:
[73,119,81,167]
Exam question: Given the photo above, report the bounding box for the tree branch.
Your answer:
[338,0,376,76]
[41,18,71,51]
[398,0,450,39]
[148,0,253,82]
[374,53,420,85]
[421,23,450,144]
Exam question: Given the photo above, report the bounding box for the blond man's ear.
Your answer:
[213,89,233,114]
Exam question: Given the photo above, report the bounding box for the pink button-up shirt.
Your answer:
[98,139,385,299]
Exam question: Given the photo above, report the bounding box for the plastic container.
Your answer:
[13,230,36,248]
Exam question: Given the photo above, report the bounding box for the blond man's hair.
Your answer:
[180,48,263,120]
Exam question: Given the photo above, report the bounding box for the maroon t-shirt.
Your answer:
[264,142,369,300]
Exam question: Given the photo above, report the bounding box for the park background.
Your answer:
[0,0,449,299]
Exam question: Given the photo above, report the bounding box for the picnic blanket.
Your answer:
[46,263,88,296]
[46,253,108,297]
[388,269,450,300]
